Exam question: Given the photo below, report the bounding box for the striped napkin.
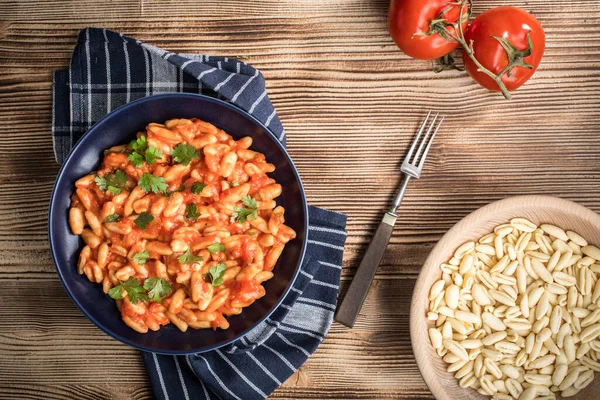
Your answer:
[52,28,348,399]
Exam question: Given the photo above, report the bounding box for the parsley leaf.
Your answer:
[127,152,145,167]
[145,146,163,165]
[191,182,206,194]
[242,195,257,209]
[94,176,108,190]
[132,250,150,265]
[130,135,148,153]
[134,212,154,230]
[128,135,163,166]
[143,277,172,302]
[207,243,226,254]
[104,213,121,223]
[171,144,199,166]
[128,136,147,168]
[177,249,203,265]
[107,277,149,304]
[232,207,257,223]
[204,263,226,286]
[94,170,128,195]
[185,203,201,220]
[107,284,125,300]
[231,195,258,223]
[138,173,168,194]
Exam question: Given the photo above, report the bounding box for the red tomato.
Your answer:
[388,0,469,60]
[463,6,545,92]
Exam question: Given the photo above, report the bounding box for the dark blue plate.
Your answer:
[49,93,307,354]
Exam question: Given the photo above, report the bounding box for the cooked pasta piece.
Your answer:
[69,118,296,333]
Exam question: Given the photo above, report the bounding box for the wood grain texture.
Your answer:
[0,0,599,398]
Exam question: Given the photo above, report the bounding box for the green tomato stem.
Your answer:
[438,0,512,99]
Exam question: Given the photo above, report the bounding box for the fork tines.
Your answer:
[402,112,443,178]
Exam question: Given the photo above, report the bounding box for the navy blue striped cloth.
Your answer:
[52,28,348,399]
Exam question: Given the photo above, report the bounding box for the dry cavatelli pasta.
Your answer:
[427,218,600,399]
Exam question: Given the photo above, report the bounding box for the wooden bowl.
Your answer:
[410,195,600,400]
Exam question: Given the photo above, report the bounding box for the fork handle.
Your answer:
[335,212,396,328]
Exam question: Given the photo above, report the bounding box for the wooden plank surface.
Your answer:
[0,0,599,398]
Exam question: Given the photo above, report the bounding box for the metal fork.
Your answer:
[335,112,443,328]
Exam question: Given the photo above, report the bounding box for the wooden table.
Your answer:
[1,0,599,398]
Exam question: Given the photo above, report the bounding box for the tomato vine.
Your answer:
[428,0,535,99]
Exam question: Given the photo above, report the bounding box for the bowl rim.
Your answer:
[410,195,600,399]
[48,93,308,355]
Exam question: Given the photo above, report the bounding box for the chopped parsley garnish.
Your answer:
[231,195,258,223]
[143,278,172,302]
[107,277,149,304]
[127,152,144,167]
[138,173,168,194]
[177,249,203,265]
[144,146,163,165]
[107,276,171,303]
[170,143,199,166]
[128,135,163,167]
[94,170,128,195]
[104,213,121,223]
[191,182,206,195]
[130,135,148,153]
[204,263,226,287]
[207,243,226,254]
[185,203,201,220]
[134,212,154,230]
[132,250,150,265]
